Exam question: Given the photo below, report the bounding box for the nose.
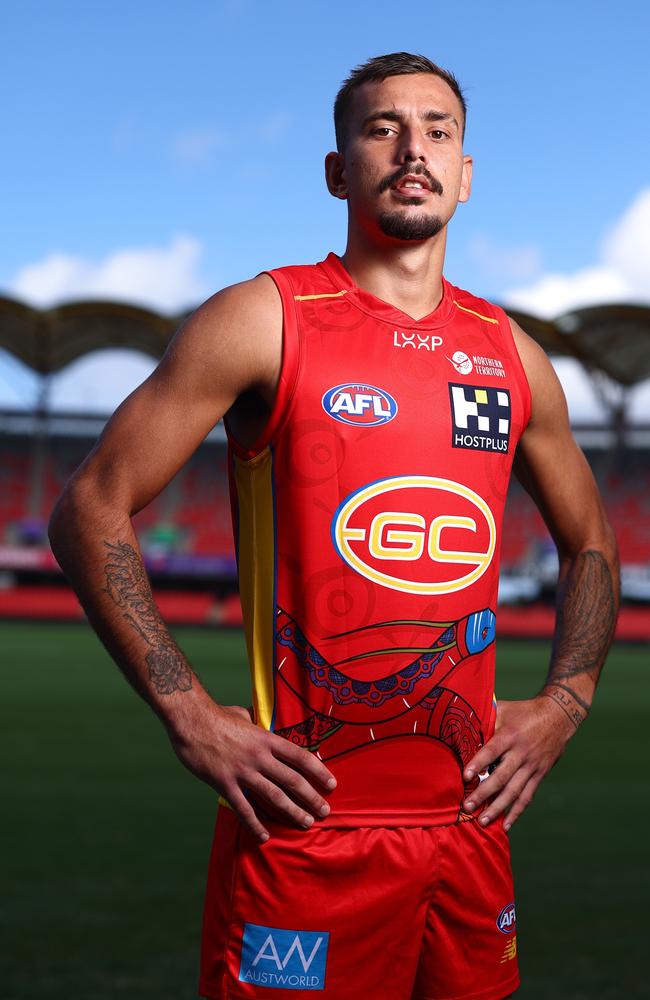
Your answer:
[397,124,428,164]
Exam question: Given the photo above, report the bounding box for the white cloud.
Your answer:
[503,188,650,317]
[5,235,209,313]
[504,265,629,318]
[467,234,542,283]
[603,188,650,290]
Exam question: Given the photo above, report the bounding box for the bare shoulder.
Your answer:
[57,273,284,512]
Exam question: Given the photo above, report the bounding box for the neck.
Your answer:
[341,224,447,321]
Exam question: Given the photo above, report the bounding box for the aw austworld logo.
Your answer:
[239,922,330,991]
[322,383,398,426]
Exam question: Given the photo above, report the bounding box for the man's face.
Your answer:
[327,73,472,242]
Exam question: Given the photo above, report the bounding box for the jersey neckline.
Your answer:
[319,252,456,331]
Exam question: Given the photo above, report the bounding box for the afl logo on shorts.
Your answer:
[496,903,516,934]
[331,475,496,595]
[322,383,398,426]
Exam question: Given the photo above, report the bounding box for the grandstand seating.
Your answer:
[2,433,649,636]
[501,489,548,565]
[174,453,233,555]
[1,437,648,568]
[0,447,33,541]
[0,436,236,559]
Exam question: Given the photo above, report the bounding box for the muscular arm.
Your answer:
[49,275,336,840]
[512,325,619,713]
[462,319,619,828]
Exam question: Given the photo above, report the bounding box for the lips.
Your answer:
[393,174,432,193]
[377,167,443,197]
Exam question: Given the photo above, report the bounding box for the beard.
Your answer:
[378,210,445,241]
[375,164,445,241]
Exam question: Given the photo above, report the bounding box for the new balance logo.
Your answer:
[239,922,330,990]
[449,383,511,454]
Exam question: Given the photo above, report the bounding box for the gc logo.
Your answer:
[331,475,496,595]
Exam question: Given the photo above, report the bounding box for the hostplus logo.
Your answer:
[239,922,330,991]
[449,383,511,454]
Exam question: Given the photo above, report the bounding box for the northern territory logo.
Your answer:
[447,352,507,378]
[449,383,511,454]
[322,383,397,426]
[239,922,330,991]
[332,474,496,595]
[447,350,473,375]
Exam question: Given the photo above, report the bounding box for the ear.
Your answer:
[458,154,473,204]
[325,151,348,200]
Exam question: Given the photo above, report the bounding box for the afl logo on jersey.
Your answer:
[496,903,516,934]
[322,383,398,427]
[331,475,496,595]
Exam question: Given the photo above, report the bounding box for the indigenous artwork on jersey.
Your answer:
[274,606,495,816]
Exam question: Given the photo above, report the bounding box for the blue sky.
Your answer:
[2,0,649,418]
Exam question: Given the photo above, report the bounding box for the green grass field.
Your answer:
[3,621,648,999]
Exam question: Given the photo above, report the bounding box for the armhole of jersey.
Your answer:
[491,301,532,432]
[225,268,302,461]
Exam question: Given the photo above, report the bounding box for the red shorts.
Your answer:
[200,807,519,1000]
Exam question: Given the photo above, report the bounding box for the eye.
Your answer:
[430,129,448,140]
[372,126,396,137]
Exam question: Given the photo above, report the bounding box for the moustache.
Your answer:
[377,166,443,196]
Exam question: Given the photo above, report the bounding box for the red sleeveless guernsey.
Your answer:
[226,253,531,827]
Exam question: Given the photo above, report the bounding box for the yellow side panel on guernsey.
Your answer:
[233,447,276,731]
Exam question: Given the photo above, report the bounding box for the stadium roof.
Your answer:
[0,297,179,375]
[1,294,650,388]
[507,304,650,388]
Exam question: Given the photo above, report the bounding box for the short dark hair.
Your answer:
[333,52,466,151]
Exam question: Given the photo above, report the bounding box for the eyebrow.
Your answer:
[362,109,460,131]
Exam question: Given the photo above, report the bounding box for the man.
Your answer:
[49,53,618,999]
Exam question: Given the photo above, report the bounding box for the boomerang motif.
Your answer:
[275,606,495,724]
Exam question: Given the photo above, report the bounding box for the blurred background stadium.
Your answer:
[4,2,650,997]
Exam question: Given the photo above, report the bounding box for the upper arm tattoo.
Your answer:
[103,539,192,696]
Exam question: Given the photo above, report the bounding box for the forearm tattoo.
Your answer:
[546,548,618,688]
[103,539,192,696]
[541,684,588,730]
